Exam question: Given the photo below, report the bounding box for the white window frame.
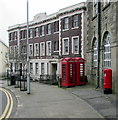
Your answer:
[41,63,45,75]
[47,24,51,35]
[34,27,39,37]
[29,44,33,56]
[29,29,33,38]
[40,42,45,56]
[34,43,39,56]
[93,39,98,67]
[14,45,18,57]
[40,26,45,37]
[62,38,69,55]
[30,63,33,74]
[72,36,79,54]
[46,41,51,56]
[72,15,78,28]
[104,33,111,68]
[35,63,39,75]
[63,17,69,30]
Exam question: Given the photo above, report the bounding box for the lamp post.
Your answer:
[26,0,30,94]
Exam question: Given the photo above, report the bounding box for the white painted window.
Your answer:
[34,27,39,37]
[63,17,69,30]
[72,15,78,28]
[104,32,111,68]
[40,42,45,56]
[47,24,51,35]
[93,39,98,67]
[62,38,69,55]
[72,36,79,54]
[14,46,18,57]
[29,44,33,56]
[40,26,44,36]
[29,29,33,38]
[34,43,39,56]
[30,63,33,74]
[41,63,44,75]
[35,63,39,74]
[46,41,51,56]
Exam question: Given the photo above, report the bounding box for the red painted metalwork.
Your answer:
[74,57,86,86]
[61,58,76,87]
[104,69,112,89]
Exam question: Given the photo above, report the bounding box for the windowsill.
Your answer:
[102,3,110,11]
[53,31,59,34]
[40,55,45,57]
[34,36,39,38]
[71,27,79,30]
[47,55,51,56]
[40,35,45,37]
[62,53,69,55]
[72,52,79,54]
[46,33,51,36]
[20,38,26,41]
[54,51,59,52]
[63,29,69,31]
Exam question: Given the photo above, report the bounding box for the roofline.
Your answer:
[8,2,86,31]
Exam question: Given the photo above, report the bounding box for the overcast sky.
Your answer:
[0,0,86,46]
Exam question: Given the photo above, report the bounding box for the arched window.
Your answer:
[104,32,111,68]
[93,38,98,67]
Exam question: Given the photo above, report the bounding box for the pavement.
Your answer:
[0,78,117,119]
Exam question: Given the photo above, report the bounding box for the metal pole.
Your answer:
[96,1,101,88]
[26,0,30,94]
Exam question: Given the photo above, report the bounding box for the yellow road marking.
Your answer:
[5,89,13,118]
[0,88,13,119]
[0,88,10,119]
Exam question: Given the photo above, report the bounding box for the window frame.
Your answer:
[72,36,79,54]
[34,43,39,56]
[62,37,69,55]
[40,42,45,56]
[63,17,69,30]
[40,26,45,37]
[29,44,33,56]
[72,15,78,28]
[103,33,111,68]
[47,24,51,35]
[35,63,39,75]
[93,39,98,68]
[46,41,51,56]
[30,63,33,74]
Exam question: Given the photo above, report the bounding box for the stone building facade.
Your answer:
[86,1,118,92]
[8,2,86,81]
[0,40,8,77]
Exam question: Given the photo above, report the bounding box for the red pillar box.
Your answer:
[74,57,86,86]
[61,58,76,87]
[104,69,112,94]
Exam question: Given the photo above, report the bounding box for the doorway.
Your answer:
[51,63,57,84]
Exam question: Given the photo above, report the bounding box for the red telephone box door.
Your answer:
[75,57,86,86]
[61,58,75,87]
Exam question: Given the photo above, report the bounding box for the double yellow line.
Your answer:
[0,87,13,119]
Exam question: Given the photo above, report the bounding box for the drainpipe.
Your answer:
[96,1,101,88]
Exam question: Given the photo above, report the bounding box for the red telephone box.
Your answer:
[104,69,112,94]
[61,58,76,87]
[74,57,86,86]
